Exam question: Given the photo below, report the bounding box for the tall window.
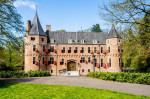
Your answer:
[82,69,84,72]
[81,40,85,44]
[88,69,90,72]
[33,45,36,51]
[101,59,103,67]
[88,57,90,63]
[61,59,64,63]
[95,59,97,67]
[49,57,54,64]
[118,46,121,52]
[108,47,110,52]
[80,57,85,63]
[43,46,45,52]
[94,47,96,53]
[109,58,111,67]
[50,46,54,52]
[88,47,90,53]
[101,47,103,53]
[81,47,84,53]
[33,57,35,64]
[68,47,71,53]
[43,57,45,64]
[119,58,121,66]
[62,47,65,53]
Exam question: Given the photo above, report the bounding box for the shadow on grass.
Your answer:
[0,77,39,88]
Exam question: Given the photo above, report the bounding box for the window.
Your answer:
[82,69,84,72]
[43,46,45,52]
[88,47,90,53]
[68,47,71,53]
[74,47,78,53]
[68,39,72,43]
[81,40,85,44]
[88,69,90,72]
[60,58,64,65]
[109,58,111,67]
[118,46,121,52]
[33,57,35,64]
[33,45,36,51]
[41,38,44,41]
[50,46,54,52]
[119,58,121,66]
[88,57,90,63]
[49,57,54,64]
[94,47,96,53]
[80,57,85,63]
[43,57,45,64]
[62,47,65,53]
[81,47,84,53]
[93,40,98,44]
[51,70,53,73]
[51,39,55,43]
[101,59,103,67]
[95,59,97,67]
[108,47,110,52]
[31,37,35,40]
[101,47,103,53]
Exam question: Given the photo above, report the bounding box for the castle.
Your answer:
[24,12,122,76]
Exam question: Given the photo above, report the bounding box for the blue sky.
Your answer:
[14,0,111,32]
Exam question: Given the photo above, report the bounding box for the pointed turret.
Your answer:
[108,24,121,38]
[29,12,47,36]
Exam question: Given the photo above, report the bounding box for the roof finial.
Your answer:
[35,1,37,14]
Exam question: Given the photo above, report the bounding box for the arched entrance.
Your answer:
[67,61,76,71]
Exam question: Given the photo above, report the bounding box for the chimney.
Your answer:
[26,20,31,35]
[46,25,51,32]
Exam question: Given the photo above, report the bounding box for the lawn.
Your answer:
[0,83,149,99]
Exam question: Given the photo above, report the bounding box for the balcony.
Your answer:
[74,50,77,53]
[45,49,48,53]
[90,50,93,54]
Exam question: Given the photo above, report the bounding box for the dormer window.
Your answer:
[51,39,55,43]
[31,37,35,41]
[68,39,72,43]
[81,40,85,44]
[93,40,98,44]
[41,38,44,41]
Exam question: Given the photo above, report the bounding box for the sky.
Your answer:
[14,0,111,32]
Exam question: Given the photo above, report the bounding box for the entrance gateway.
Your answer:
[60,60,79,76]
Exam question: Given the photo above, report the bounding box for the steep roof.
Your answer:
[47,32,108,44]
[108,24,121,38]
[29,13,47,36]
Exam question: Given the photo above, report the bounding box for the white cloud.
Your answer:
[14,0,36,10]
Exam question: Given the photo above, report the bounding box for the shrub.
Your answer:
[0,71,51,78]
[87,72,150,85]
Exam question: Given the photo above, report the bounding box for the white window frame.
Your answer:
[93,40,98,44]
[68,39,72,43]
[51,39,55,43]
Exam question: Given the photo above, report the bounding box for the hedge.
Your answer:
[0,71,51,78]
[87,72,150,85]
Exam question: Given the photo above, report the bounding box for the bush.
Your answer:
[87,72,150,85]
[0,71,51,78]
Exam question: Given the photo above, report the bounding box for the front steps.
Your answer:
[60,71,79,76]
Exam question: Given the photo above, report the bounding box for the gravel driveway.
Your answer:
[0,76,150,97]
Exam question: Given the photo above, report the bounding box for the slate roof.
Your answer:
[47,32,108,44]
[108,24,121,38]
[29,12,47,36]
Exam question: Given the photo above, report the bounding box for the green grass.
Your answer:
[0,83,149,99]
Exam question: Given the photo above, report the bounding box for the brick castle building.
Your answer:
[24,12,122,76]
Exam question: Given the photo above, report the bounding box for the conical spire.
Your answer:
[29,12,47,36]
[108,24,121,38]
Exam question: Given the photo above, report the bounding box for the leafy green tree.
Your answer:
[56,30,66,32]
[91,24,102,32]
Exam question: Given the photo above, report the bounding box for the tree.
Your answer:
[56,30,66,32]
[0,0,24,45]
[91,24,102,32]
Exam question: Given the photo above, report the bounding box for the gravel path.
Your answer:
[0,76,150,97]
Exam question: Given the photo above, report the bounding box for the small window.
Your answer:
[80,57,85,63]
[43,46,45,52]
[101,47,103,53]
[31,37,35,41]
[68,39,72,43]
[81,47,84,53]
[93,40,98,44]
[68,47,71,53]
[51,39,55,43]
[81,40,85,44]
[88,57,90,63]
[95,59,97,67]
[118,46,121,52]
[49,57,54,64]
[119,58,121,65]
[41,38,44,41]
[88,69,90,72]
[101,59,103,67]
[33,45,36,51]
[61,59,64,63]
[69,47,71,50]
[109,58,111,67]
[62,47,65,53]
[88,47,90,53]
[43,57,45,64]
[94,47,96,53]
[51,70,53,73]
[50,46,54,52]
[75,47,78,51]
[108,47,110,52]
[82,69,84,72]
[33,57,35,64]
